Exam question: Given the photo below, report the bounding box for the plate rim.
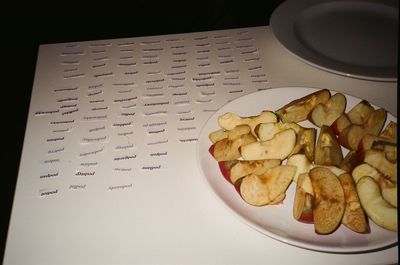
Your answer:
[196,86,398,253]
[269,0,398,82]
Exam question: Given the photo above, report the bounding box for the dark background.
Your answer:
[2,0,284,261]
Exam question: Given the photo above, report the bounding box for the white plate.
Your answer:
[197,87,397,253]
[270,0,398,81]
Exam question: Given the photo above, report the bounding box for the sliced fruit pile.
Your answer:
[208,89,397,235]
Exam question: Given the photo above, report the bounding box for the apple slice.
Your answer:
[363,108,387,136]
[330,113,351,135]
[293,173,314,223]
[352,163,382,183]
[339,150,359,173]
[308,93,346,127]
[347,100,374,125]
[338,173,370,233]
[240,129,296,160]
[218,111,277,135]
[379,177,397,208]
[380,121,397,140]
[208,128,228,143]
[229,159,281,184]
[218,160,238,184]
[309,167,345,234]
[255,122,301,141]
[371,140,397,163]
[358,134,397,153]
[338,124,366,150]
[314,125,343,167]
[287,154,312,183]
[363,149,397,183]
[356,176,397,231]
[212,132,257,161]
[275,89,331,123]
[290,127,316,162]
[240,165,296,206]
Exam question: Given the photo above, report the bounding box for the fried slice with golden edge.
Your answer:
[356,176,397,232]
[338,173,370,233]
[239,165,296,206]
[309,167,345,234]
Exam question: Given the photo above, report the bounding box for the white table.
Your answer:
[3,26,397,265]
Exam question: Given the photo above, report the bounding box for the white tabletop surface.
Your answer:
[3,26,397,265]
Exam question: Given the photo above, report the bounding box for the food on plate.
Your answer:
[380,121,397,139]
[207,88,397,235]
[347,100,375,125]
[290,127,316,162]
[308,93,346,128]
[275,89,331,123]
[379,177,397,208]
[339,150,358,173]
[363,149,397,183]
[363,108,387,136]
[338,173,370,233]
[293,173,314,223]
[287,154,312,183]
[330,113,351,135]
[356,176,398,231]
[255,122,301,141]
[338,124,366,150]
[218,111,277,134]
[352,163,382,183]
[240,129,296,160]
[314,125,343,166]
[309,167,345,234]
[211,131,256,161]
[229,159,281,184]
[240,165,296,206]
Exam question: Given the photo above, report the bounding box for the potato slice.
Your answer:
[240,165,296,206]
[310,167,345,234]
[338,173,370,233]
[240,129,296,160]
[356,176,397,232]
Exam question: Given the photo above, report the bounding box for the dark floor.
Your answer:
[1,0,285,261]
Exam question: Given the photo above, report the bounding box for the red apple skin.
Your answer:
[330,114,351,135]
[218,161,232,183]
[298,208,314,224]
[209,144,215,156]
